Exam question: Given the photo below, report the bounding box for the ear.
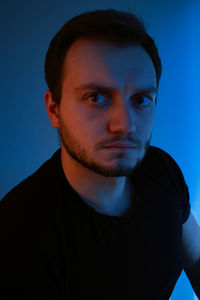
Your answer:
[44,91,60,128]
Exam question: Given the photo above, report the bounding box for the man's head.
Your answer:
[45,8,161,106]
[44,9,162,177]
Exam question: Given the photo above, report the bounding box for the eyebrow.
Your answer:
[74,83,157,95]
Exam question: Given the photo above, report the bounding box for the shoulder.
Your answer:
[140,146,189,202]
[0,148,64,250]
[1,148,62,204]
[140,145,187,188]
[144,145,180,168]
[0,148,64,230]
[138,145,190,223]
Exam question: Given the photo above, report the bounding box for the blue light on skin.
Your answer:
[44,37,157,216]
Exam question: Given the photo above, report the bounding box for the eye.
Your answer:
[86,93,109,105]
[132,95,152,108]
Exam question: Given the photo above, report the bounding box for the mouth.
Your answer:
[104,142,138,150]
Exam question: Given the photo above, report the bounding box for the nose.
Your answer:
[107,100,136,135]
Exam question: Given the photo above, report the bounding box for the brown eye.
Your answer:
[87,93,108,105]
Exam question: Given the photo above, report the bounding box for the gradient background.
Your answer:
[1,0,199,299]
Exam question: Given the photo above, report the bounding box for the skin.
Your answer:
[44,38,157,217]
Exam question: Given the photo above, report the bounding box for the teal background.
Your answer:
[1,1,199,299]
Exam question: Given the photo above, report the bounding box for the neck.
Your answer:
[61,147,135,217]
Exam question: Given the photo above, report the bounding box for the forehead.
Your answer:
[62,38,157,92]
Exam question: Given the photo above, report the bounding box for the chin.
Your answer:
[90,158,142,177]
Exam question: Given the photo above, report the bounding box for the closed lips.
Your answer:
[104,143,136,148]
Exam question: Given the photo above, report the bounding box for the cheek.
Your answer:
[137,111,155,137]
[60,110,103,142]
[60,102,84,129]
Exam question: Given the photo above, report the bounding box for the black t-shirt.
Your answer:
[0,146,190,299]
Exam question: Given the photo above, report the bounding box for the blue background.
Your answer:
[1,0,199,299]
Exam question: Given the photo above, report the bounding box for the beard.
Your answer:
[57,119,151,177]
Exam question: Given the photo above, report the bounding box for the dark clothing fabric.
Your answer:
[0,146,190,299]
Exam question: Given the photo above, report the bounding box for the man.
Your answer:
[0,8,199,299]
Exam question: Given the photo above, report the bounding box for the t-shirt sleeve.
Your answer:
[150,146,191,224]
[169,153,190,224]
[181,180,190,224]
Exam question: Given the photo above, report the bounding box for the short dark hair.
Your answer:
[44,8,162,106]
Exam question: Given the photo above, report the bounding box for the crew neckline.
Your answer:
[53,147,141,225]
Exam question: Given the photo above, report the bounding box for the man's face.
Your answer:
[57,38,157,177]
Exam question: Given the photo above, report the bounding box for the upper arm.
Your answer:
[183,211,200,269]
[183,212,200,297]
